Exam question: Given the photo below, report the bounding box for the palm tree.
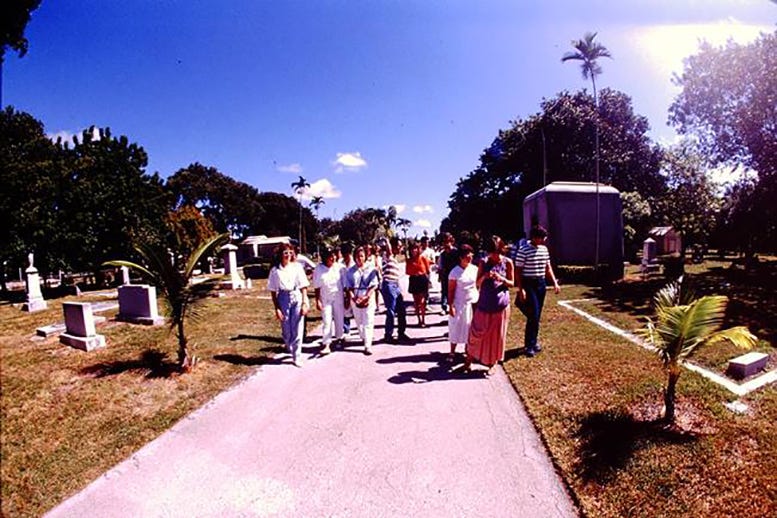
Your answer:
[640,277,756,424]
[104,232,229,372]
[562,32,611,272]
[291,175,310,251]
[309,196,325,256]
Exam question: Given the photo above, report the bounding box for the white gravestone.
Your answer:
[727,352,769,379]
[22,252,48,312]
[219,244,245,290]
[117,285,165,325]
[120,266,131,285]
[59,302,106,351]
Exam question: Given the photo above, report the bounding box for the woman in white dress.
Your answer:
[446,244,478,360]
[312,248,346,355]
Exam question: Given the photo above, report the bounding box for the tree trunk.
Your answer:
[663,370,680,424]
[177,320,193,372]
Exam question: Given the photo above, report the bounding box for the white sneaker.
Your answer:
[321,344,332,355]
[293,358,304,368]
[363,346,373,356]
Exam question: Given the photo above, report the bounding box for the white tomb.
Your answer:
[59,302,106,351]
[219,243,245,290]
[726,352,769,380]
[117,284,165,325]
[21,253,48,312]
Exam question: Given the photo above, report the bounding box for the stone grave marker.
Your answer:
[727,352,769,380]
[21,252,48,312]
[120,266,131,285]
[60,302,106,351]
[117,285,165,325]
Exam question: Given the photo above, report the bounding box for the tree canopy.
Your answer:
[442,89,665,241]
[669,31,777,251]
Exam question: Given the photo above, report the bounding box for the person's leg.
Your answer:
[363,303,375,353]
[419,294,427,326]
[413,293,423,326]
[287,298,304,365]
[332,297,345,346]
[533,280,547,351]
[523,282,541,355]
[440,275,448,312]
[320,301,333,353]
[396,291,408,340]
[277,291,292,353]
[381,282,396,341]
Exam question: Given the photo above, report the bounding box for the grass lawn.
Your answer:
[502,260,776,517]
[0,281,298,517]
[2,258,775,517]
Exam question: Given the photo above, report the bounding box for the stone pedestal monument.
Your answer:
[219,244,245,290]
[21,253,48,312]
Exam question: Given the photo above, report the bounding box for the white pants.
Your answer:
[320,295,345,345]
[351,301,376,349]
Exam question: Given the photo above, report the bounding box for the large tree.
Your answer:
[58,127,168,274]
[0,106,60,287]
[166,163,264,239]
[0,0,42,105]
[330,207,391,246]
[656,141,721,257]
[669,31,777,251]
[442,89,664,241]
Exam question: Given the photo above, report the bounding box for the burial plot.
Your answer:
[727,352,769,380]
[59,302,106,351]
[117,285,165,325]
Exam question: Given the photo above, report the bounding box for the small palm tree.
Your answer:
[104,232,229,372]
[291,175,310,251]
[640,277,756,424]
[562,31,611,271]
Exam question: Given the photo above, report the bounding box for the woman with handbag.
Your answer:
[344,246,380,355]
[462,236,514,375]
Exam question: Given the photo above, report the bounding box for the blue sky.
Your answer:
[5,0,774,235]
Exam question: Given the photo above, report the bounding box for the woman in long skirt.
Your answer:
[267,243,310,367]
[464,236,514,375]
[447,244,478,359]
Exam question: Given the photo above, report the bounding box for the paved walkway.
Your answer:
[46,296,578,517]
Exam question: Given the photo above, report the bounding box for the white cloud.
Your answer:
[305,178,341,200]
[48,127,101,145]
[276,162,303,174]
[412,205,434,214]
[414,219,432,228]
[332,152,368,173]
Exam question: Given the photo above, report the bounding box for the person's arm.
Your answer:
[315,287,323,311]
[270,291,284,321]
[475,262,487,289]
[448,278,457,316]
[299,286,309,315]
[546,261,560,294]
[494,258,515,288]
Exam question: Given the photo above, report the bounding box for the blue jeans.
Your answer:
[380,280,407,340]
[277,290,305,361]
[522,277,546,352]
[439,275,449,311]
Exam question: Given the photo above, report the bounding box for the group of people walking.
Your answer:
[266,226,560,373]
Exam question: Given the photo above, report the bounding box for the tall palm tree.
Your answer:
[562,31,611,272]
[640,277,756,424]
[104,232,229,372]
[309,196,325,256]
[291,176,310,251]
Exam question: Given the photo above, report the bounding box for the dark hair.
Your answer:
[273,242,295,266]
[320,248,336,262]
[389,236,402,250]
[484,235,505,254]
[340,242,354,255]
[353,245,367,258]
[529,225,548,239]
[441,232,454,244]
[458,243,474,259]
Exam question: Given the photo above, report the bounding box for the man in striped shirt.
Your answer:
[380,236,409,344]
[514,225,560,357]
